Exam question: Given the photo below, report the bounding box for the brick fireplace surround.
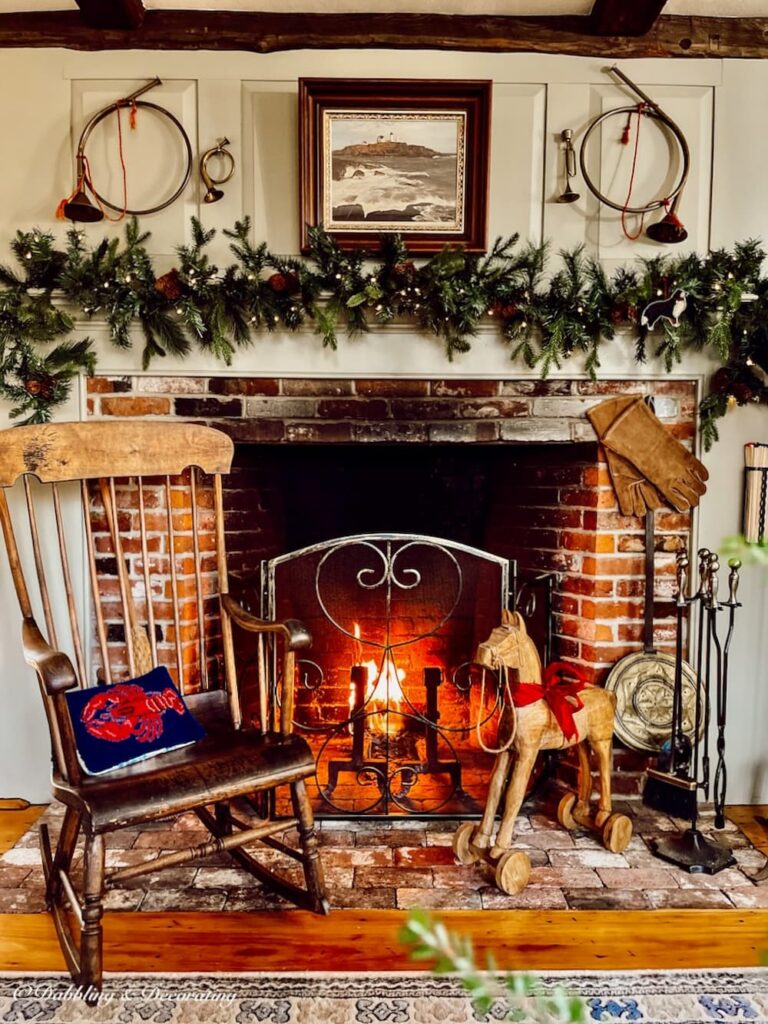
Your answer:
[4,372,763,913]
[87,373,695,692]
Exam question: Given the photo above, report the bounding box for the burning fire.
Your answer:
[351,623,406,736]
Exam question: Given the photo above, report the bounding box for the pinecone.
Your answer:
[492,302,519,320]
[24,375,55,401]
[731,382,755,405]
[710,367,734,394]
[392,260,417,284]
[154,269,183,301]
[268,272,300,295]
[610,302,637,325]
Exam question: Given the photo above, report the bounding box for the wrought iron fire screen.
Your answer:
[260,534,553,819]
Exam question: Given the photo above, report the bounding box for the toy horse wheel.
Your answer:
[452,822,480,865]
[494,850,531,895]
[557,792,578,830]
[602,813,633,853]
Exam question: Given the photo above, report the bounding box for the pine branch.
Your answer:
[139,310,191,369]
[699,392,730,451]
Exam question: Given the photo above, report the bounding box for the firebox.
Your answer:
[260,533,554,818]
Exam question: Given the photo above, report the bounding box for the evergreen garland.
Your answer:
[1,216,766,448]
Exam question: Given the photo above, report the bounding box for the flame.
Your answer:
[364,653,406,735]
[350,622,405,735]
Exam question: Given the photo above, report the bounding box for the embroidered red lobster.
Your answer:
[81,684,185,743]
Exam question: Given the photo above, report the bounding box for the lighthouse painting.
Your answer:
[325,111,464,232]
[299,79,492,253]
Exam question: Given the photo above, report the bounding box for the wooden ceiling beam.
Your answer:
[589,0,668,38]
[0,10,766,58]
[74,0,145,30]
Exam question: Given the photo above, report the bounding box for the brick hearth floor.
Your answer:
[2,791,766,913]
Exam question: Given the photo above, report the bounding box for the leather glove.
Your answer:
[587,396,708,512]
[604,448,665,517]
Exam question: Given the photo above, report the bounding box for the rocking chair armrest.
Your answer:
[220,594,312,651]
[21,618,78,694]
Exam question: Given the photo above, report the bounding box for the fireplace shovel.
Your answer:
[641,545,698,821]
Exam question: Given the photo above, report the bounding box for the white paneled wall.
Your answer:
[0,48,765,804]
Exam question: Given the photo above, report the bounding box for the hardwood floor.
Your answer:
[728,805,768,855]
[0,800,44,855]
[1,909,766,973]
[0,804,766,974]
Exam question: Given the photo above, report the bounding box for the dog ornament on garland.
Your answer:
[640,288,687,330]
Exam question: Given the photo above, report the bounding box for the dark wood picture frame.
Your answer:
[299,78,492,254]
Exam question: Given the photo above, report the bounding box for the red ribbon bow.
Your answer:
[509,661,590,741]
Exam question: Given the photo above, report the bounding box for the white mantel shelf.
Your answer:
[75,319,723,385]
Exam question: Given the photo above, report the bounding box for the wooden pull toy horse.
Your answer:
[453,610,633,895]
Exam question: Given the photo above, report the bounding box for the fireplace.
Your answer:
[87,373,697,815]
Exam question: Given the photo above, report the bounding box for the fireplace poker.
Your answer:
[712,555,741,829]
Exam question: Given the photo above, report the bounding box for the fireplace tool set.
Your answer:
[643,548,742,873]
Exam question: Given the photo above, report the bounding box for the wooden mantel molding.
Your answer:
[0,11,767,58]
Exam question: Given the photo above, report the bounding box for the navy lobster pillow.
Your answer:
[65,666,205,776]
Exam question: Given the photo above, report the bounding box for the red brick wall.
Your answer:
[87,374,697,687]
[87,471,224,694]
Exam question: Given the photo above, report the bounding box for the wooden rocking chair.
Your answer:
[0,420,328,993]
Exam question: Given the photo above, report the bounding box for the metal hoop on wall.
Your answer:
[80,98,194,216]
[578,104,690,215]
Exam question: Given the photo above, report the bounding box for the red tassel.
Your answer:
[55,198,68,220]
[130,100,137,130]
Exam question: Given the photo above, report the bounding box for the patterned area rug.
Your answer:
[1,970,767,1023]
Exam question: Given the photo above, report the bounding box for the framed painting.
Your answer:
[299,78,492,254]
